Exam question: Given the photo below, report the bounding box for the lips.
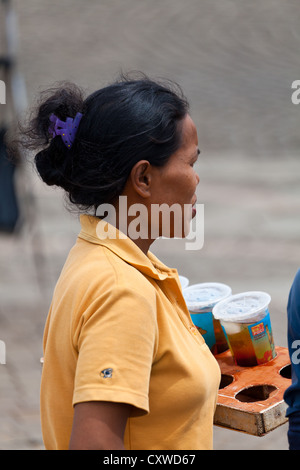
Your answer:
[192,197,197,218]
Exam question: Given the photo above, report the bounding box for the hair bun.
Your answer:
[35,144,72,191]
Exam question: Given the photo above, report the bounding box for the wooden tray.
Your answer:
[214,346,291,436]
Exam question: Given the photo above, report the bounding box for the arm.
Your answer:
[69,401,132,450]
[71,285,157,449]
[284,269,300,450]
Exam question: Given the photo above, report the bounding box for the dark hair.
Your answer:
[21,73,189,213]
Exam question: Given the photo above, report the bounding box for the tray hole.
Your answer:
[235,385,278,403]
[219,374,234,389]
[279,364,291,379]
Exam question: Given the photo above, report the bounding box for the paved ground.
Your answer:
[1,0,300,450]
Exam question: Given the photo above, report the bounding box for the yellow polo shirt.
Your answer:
[40,215,221,450]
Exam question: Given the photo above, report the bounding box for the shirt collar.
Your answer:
[78,215,176,281]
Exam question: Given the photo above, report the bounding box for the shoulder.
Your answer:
[292,269,300,291]
[287,269,300,335]
[58,238,157,317]
[66,237,154,285]
[288,269,300,312]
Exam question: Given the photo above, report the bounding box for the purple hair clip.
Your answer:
[48,112,83,149]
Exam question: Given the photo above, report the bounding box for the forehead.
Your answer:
[174,114,199,157]
[158,114,199,172]
[181,115,198,143]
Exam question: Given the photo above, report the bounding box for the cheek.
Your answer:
[182,170,198,195]
[154,167,197,203]
[172,173,195,198]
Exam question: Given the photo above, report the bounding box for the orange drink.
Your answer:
[213,291,276,367]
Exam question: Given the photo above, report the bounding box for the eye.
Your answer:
[191,153,200,167]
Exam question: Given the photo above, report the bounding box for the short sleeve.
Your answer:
[72,285,157,416]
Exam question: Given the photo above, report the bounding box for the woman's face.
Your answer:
[149,114,200,238]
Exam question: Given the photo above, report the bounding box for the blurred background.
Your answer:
[0,0,300,450]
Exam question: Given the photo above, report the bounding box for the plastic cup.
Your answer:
[183,282,232,354]
[212,291,276,367]
[178,275,189,290]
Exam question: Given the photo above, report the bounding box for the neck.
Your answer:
[130,237,153,256]
[113,197,155,256]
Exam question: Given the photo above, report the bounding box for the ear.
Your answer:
[129,160,152,198]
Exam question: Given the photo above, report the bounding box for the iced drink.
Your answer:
[179,275,189,290]
[183,282,232,354]
[212,291,276,367]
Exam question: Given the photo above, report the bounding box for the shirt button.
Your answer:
[190,326,198,335]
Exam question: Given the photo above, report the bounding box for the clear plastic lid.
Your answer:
[178,275,189,290]
[212,291,271,323]
[183,282,232,312]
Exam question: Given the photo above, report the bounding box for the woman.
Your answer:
[22,74,221,450]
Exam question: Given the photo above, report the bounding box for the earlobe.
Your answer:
[130,160,152,198]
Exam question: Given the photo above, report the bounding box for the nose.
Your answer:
[195,171,200,186]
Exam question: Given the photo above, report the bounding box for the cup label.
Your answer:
[247,310,276,364]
